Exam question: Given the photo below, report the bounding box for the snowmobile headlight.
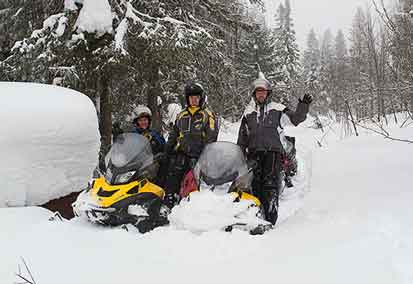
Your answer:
[115,171,136,184]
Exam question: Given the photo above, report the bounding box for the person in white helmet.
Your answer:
[132,105,165,155]
[237,73,312,227]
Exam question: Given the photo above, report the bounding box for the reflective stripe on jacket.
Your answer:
[166,107,219,158]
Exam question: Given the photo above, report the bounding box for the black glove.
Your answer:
[301,93,313,104]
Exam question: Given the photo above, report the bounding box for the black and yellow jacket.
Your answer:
[166,106,219,158]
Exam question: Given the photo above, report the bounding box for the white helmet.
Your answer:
[252,78,272,92]
[133,105,152,118]
[132,105,152,125]
[252,72,272,93]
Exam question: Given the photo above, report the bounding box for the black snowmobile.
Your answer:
[281,135,298,188]
[73,133,169,233]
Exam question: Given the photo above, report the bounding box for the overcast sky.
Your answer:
[264,0,372,49]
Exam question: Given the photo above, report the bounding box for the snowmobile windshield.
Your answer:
[193,142,251,192]
[105,133,153,171]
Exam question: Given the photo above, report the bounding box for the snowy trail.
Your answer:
[1,123,413,284]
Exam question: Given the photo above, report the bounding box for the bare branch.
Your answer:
[15,257,37,284]
[15,274,35,284]
[355,122,413,143]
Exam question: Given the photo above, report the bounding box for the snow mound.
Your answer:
[0,82,100,207]
[169,190,268,233]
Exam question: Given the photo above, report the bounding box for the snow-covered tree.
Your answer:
[1,0,272,148]
[272,0,301,103]
[302,28,320,85]
[331,29,350,116]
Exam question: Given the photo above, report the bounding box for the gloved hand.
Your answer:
[301,93,313,104]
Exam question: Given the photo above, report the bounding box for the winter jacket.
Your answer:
[237,99,309,153]
[166,106,219,158]
[134,127,166,155]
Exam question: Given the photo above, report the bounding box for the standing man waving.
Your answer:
[237,74,312,226]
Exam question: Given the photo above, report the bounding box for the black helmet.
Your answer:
[184,82,205,107]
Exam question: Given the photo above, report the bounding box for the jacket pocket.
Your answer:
[179,116,191,133]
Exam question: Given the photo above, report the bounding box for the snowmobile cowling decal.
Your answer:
[90,177,164,208]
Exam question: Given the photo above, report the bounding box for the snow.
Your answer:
[0,82,100,206]
[164,103,182,126]
[169,189,269,233]
[157,96,163,106]
[1,96,413,284]
[27,13,68,39]
[11,40,35,53]
[114,18,128,55]
[64,0,77,11]
[43,13,65,30]
[13,8,23,18]
[55,16,68,37]
[75,0,113,36]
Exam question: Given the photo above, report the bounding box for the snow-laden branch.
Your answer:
[75,0,113,36]
[10,12,68,54]
[115,18,129,55]
[124,1,213,41]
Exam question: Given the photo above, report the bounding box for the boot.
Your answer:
[284,175,294,188]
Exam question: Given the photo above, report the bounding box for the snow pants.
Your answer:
[163,153,197,207]
[248,151,282,225]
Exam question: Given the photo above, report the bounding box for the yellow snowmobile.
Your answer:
[73,133,169,233]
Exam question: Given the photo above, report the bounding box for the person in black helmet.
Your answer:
[237,73,312,228]
[163,82,219,208]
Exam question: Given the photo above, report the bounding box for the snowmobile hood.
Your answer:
[193,142,252,191]
[89,176,164,208]
[106,133,153,169]
[104,133,158,184]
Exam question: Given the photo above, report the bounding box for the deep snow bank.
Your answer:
[0,82,100,206]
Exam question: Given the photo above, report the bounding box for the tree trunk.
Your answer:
[147,62,162,132]
[410,91,413,113]
[345,100,359,136]
[98,72,112,168]
[377,90,381,122]
[370,96,374,119]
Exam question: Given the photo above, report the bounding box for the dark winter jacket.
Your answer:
[237,100,309,153]
[166,106,219,158]
[134,127,166,155]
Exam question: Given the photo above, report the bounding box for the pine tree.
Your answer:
[272,0,300,102]
[302,28,320,85]
[317,29,334,112]
[237,20,275,87]
[332,29,350,116]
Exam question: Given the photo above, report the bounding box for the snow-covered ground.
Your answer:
[1,86,413,284]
